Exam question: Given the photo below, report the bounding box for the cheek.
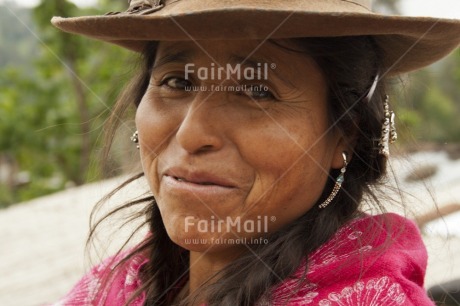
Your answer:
[136,92,182,148]
[135,93,181,195]
[239,121,332,228]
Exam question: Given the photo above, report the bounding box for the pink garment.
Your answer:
[51,213,434,305]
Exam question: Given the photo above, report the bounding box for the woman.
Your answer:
[51,1,460,305]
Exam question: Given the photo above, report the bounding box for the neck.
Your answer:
[185,246,246,304]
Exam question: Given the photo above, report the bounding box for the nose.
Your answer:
[175,94,225,154]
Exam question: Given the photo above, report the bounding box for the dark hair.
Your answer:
[89,36,391,306]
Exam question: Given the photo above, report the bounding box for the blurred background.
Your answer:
[0,0,459,305]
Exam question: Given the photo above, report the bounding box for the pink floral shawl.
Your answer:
[50,213,434,305]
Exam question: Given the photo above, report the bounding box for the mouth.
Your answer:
[164,169,236,189]
[161,168,240,198]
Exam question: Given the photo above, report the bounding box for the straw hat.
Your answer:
[52,0,460,74]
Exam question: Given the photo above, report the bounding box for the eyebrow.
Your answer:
[229,55,286,82]
[153,49,195,70]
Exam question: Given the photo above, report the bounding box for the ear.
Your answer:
[330,135,354,169]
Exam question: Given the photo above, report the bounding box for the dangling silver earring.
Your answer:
[131,130,139,149]
[318,152,348,209]
[378,95,397,157]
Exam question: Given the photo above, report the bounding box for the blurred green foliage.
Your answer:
[395,53,460,144]
[0,0,459,208]
[0,0,132,207]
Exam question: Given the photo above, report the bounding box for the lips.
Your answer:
[164,168,236,188]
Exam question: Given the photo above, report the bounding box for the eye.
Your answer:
[160,77,192,90]
[243,85,276,100]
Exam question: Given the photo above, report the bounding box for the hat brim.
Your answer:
[51,4,460,75]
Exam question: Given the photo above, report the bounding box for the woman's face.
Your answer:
[136,39,347,252]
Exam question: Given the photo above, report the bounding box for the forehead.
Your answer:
[154,39,322,78]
